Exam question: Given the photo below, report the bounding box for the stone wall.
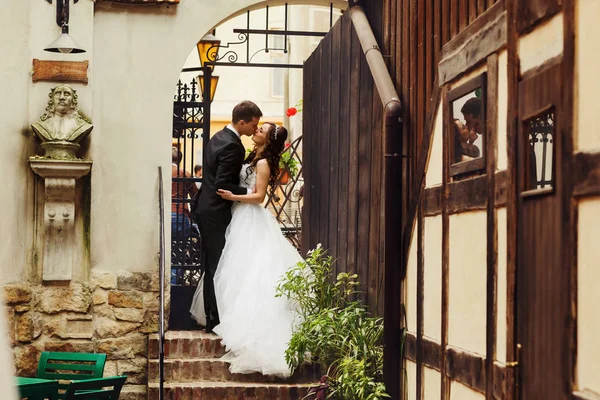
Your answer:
[4,270,161,400]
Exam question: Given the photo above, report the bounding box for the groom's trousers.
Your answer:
[197,218,228,327]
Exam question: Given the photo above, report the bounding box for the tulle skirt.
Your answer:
[190,202,303,377]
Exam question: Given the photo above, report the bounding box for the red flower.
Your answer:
[285,143,291,149]
[286,107,298,117]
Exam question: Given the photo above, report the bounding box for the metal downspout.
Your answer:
[349,6,404,400]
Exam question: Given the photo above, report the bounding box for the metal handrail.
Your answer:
[157,166,165,400]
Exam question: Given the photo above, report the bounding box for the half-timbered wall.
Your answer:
[574,0,600,396]
[304,0,598,398]
[302,12,385,317]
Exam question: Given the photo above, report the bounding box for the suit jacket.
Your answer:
[193,127,248,226]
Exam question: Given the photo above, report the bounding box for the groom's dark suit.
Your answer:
[193,126,248,331]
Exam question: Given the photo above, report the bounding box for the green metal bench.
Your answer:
[36,351,107,399]
[63,376,127,400]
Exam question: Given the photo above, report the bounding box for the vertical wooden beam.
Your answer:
[426,0,434,101]
[347,24,361,281]
[441,86,450,400]
[357,52,373,308]
[562,0,577,393]
[417,198,425,400]
[328,22,341,276]
[505,0,518,397]
[469,0,478,23]
[337,11,351,293]
[318,40,331,251]
[301,55,312,254]
[485,53,499,400]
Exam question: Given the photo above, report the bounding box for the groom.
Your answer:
[193,101,262,333]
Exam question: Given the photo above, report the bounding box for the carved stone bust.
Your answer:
[31,85,93,158]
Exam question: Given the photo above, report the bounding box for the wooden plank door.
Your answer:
[515,62,570,399]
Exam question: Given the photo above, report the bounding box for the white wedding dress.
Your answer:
[190,164,303,378]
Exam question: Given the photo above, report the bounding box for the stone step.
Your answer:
[147,382,314,400]
[148,358,320,384]
[148,331,226,360]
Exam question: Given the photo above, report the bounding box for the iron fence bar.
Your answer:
[157,166,165,400]
[233,28,328,37]
[181,63,304,70]
[246,11,250,63]
[265,6,269,52]
[284,3,288,53]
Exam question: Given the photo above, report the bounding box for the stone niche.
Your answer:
[29,84,93,281]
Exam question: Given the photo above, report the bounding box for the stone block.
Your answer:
[14,344,41,376]
[117,271,153,292]
[92,270,117,290]
[119,385,147,400]
[63,315,94,339]
[113,308,145,323]
[97,334,147,360]
[4,284,32,305]
[140,310,159,334]
[108,291,143,309]
[104,360,118,377]
[44,340,96,353]
[92,289,108,305]
[92,304,115,318]
[143,292,159,312]
[38,284,92,314]
[5,307,15,346]
[117,357,147,384]
[95,316,140,339]
[43,314,63,338]
[17,312,42,343]
[15,305,31,313]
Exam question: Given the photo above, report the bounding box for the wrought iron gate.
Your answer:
[169,76,304,329]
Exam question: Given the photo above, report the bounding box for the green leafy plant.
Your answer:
[279,149,299,179]
[276,244,389,400]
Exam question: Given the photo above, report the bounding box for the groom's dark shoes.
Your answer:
[205,314,219,334]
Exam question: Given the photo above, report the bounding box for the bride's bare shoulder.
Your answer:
[256,158,270,172]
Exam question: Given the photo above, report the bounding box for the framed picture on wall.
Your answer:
[447,73,487,177]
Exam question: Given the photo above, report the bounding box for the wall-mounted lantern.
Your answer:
[44,0,86,54]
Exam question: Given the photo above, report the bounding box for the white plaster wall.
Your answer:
[496,50,508,171]
[449,65,487,91]
[518,13,563,75]
[406,360,417,400]
[450,381,485,400]
[405,221,418,333]
[423,215,442,341]
[448,211,487,355]
[0,1,34,285]
[577,198,600,394]
[423,367,441,399]
[496,207,507,363]
[425,104,443,187]
[576,0,600,151]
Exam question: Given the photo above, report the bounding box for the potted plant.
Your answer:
[278,148,299,185]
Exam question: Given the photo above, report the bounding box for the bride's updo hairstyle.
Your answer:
[244,122,289,195]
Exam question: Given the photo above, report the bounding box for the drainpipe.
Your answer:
[350,6,403,400]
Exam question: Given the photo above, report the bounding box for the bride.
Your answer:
[190,122,303,378]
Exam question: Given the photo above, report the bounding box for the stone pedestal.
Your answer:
[29,158,92,281]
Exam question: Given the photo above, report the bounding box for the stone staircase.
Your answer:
[147,331,319,399]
